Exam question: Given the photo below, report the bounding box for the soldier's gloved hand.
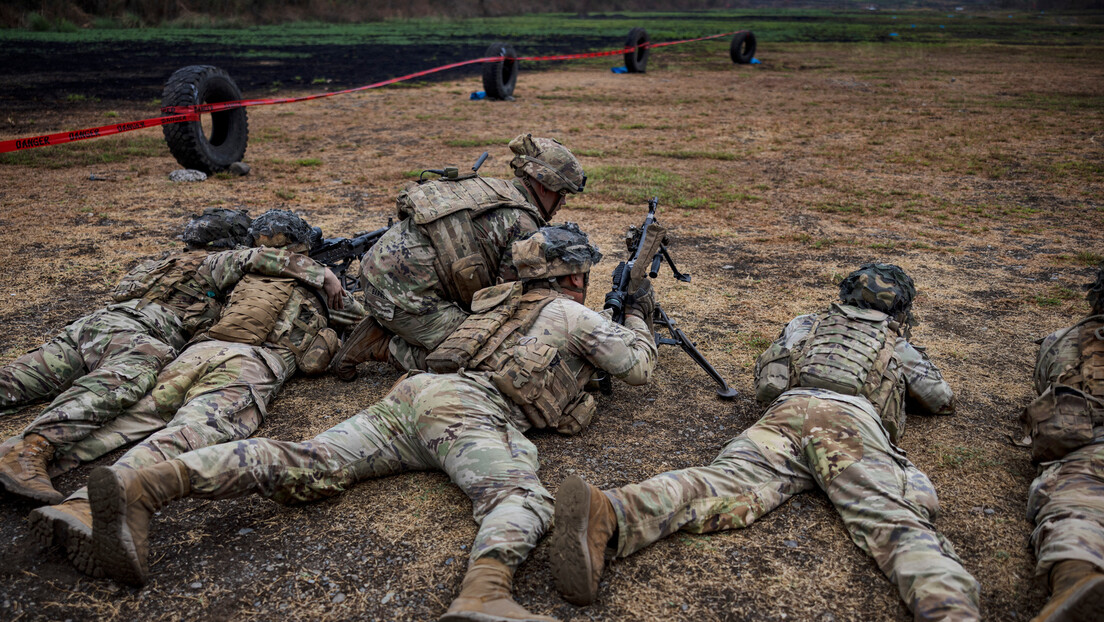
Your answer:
[625,279,655,331]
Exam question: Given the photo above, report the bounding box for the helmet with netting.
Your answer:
[182,208,252,249]
[249,209,314,249]
[508,134,586,194]
[1086,263,1104,315]
[839,262,917,324]
[513,222,602,281]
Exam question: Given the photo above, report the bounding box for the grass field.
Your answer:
[0,8,1102,622]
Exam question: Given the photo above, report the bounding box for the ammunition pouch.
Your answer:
[753,340,791,405]
[298,327,340,375]
[491,338,592,435]
[1021,385,1099,462]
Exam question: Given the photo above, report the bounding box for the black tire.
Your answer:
[482,42,519,100]
[730,31,757,65]
[161,65,249,173]
[624,27,650,74]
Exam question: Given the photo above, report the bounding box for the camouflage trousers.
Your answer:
[605,392,981,622]
[172,371,552,570]
[1026,438,1104,580]
[374,302,467,372]
[0,306,179,446]
[54,340,290,500]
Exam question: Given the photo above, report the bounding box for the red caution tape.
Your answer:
[0,30,748,155]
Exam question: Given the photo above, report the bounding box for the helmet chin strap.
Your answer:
[524,177,557,219]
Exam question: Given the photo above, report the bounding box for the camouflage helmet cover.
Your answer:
[182,207,252,249]
[839,262,918,324]
[508,134,586,194]
[513,222,602,280]
[248,209,314,249]
[1086,263,1104,315]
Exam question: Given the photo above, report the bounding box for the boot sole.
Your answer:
[0,471,64,505]
[29,505,104,578]
[88,468,148,586]
[549,475,599,606]
[438,611,555,622]
[1038,575,1104,622]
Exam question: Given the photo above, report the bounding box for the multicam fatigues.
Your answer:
[1025,321,1104,578]
[165,297,654,569]
[0,248,329,449]
[54,290,366,503]
[357,179,543,370]
[602,311,981,622]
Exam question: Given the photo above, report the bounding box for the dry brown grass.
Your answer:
[0,40,1102,621]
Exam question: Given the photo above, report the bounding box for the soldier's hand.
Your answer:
[626,279,655,328]
[322,268,346,310]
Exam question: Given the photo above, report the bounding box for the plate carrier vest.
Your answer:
[112,251,222,336]
[789,303,907,442]
[204,274,336,373]
[425,282,597,435]
[396,176,542,310]
[1022,315,1104,461]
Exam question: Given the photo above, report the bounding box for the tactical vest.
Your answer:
[205,275,336,374]
[396,176,542,309]
[1022,316,1104,462]
[790,303,907,441]
[426,282,597,435]
[112,251,221,335]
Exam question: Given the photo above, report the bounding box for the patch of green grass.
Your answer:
[103,111,119,118]
[295,158,322,167]
[938,446,1001,470]
[574,149,605,158]
[619,123,648,130]
[1073,251,1104,266]
[443,138,510,148]
[275,189,296,200]
[0,135,164,168]
[1033,286,1080,308]
[811,201,863,215]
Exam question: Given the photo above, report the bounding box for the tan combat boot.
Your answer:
[89,460,191,586]
[549,474,617,605]
[29,499,103,577]
[1033,560,1104,622]
[0,433,63,504]
[329,316,392,381]
[439,557,558,622]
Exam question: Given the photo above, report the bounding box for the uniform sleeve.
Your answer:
[327,292,368,330]
[898,339,955,415]
[567,303,657,386]
[484,210,542,283]
[202,248,327,293]
[753,314,816,404]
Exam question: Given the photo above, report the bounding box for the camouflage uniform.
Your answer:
[0,247,329,447]
[1025,317,1104,578]
[54,289,365,500]
[163,296,653,569]
[598,310,981,622]
[357,180,544,371]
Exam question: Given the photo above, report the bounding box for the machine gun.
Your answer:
[600,197,738,399]
[310,221,391,292]
[419,151,490,181]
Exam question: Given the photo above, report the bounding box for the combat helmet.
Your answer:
[1086,263,1104,315]
[249,209,314,251]
[182,208,252,249]
[839,262,917,325]
[513,222,602,281]
[509,134,586,195]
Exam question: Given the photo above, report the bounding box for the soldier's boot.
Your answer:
[549,474,617,606]
[89,460,191,586]
[28,499,103,578]
[1033,560,1104,622]
[329,317,392,381]
[439,557,559,622]
[0,433,63,505]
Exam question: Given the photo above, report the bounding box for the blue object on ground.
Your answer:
[611,66,628,74]
[470,91,486,100]
[910,24,916,28]
[750,58,761,64]
[888,33,899,37]
[940,25,945,28]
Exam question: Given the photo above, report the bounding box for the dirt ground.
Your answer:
[0,38,1102,621]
